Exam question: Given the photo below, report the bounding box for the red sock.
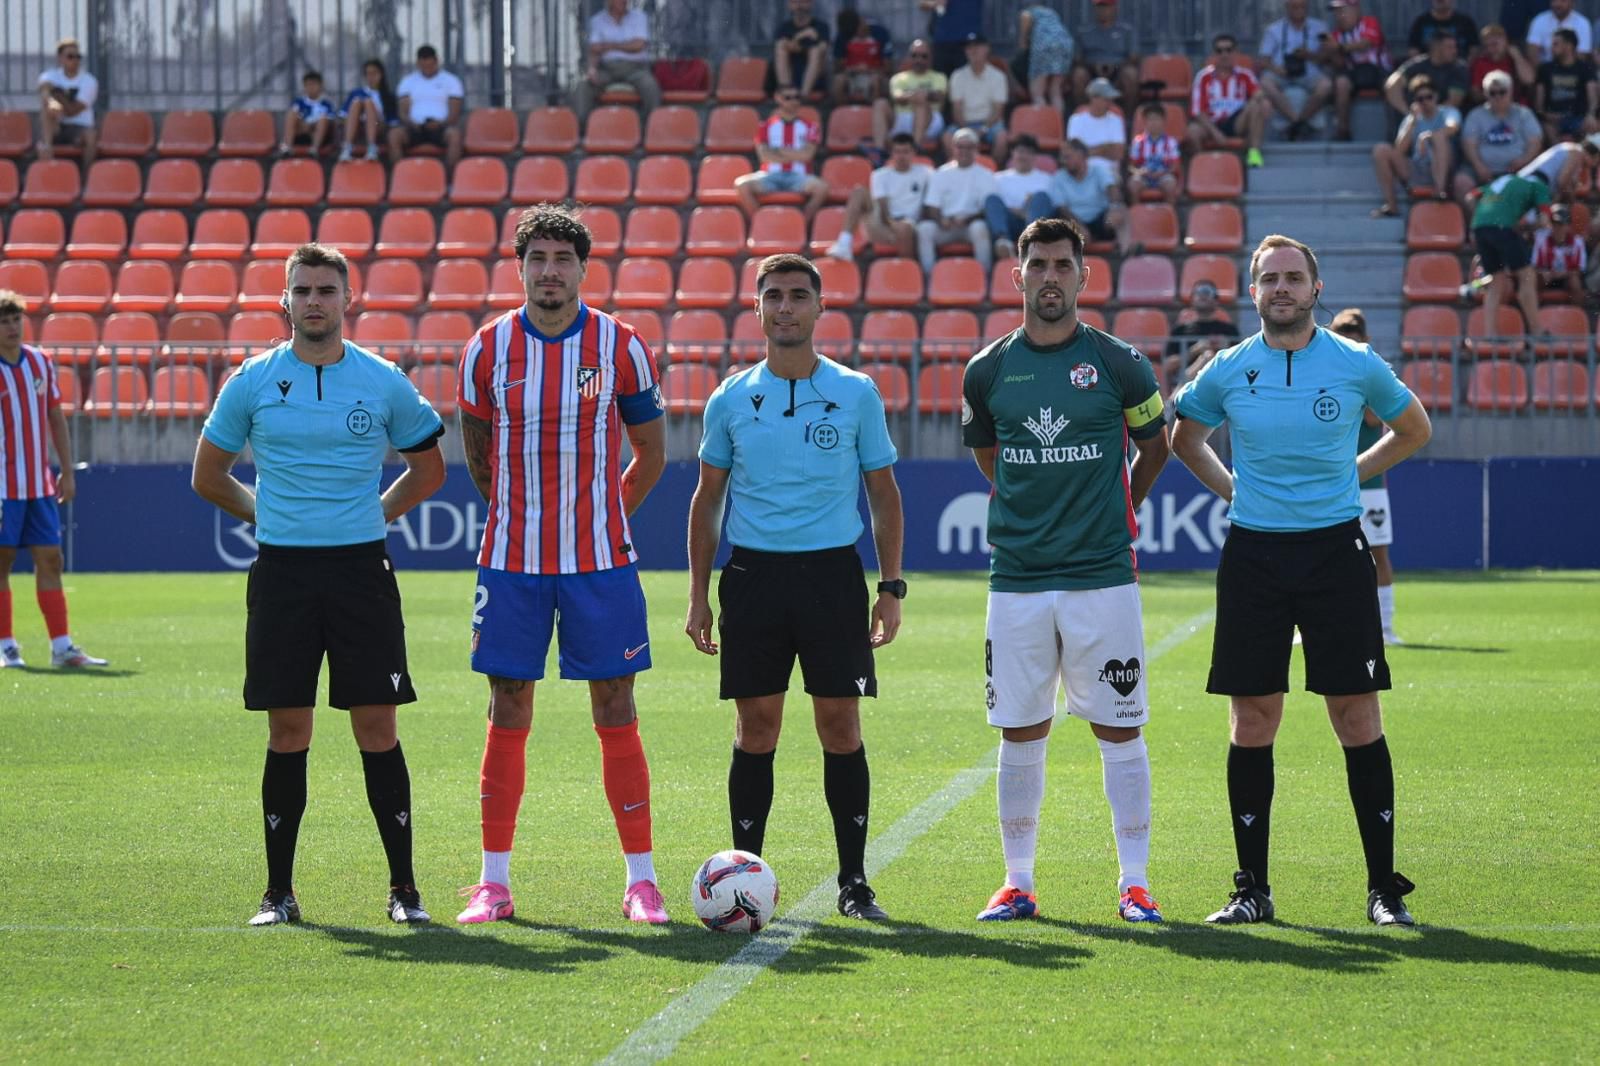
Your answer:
[36,588,68,640]
[0,589,12,640]
[480,723,529,853]
[596,720,653,854]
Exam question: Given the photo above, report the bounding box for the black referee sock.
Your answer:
[360,742,415,889]
[728,746,776,856]
[1343,736,1396,892]
[1227,743,1274,893]
[261,748,308,894]
[823,745,870,886]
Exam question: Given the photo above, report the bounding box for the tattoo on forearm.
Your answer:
[460,413,494,503]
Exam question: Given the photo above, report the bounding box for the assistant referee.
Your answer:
[686,253,905,921]
[192,243,446,927]
[1171,234,1432,928]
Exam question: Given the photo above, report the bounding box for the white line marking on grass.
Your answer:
[599,607,1217,1066]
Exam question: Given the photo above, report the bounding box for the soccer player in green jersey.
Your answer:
[961,217,1171,923]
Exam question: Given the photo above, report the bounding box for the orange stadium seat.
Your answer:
[437,208,496,259]
[619,310,665,351]
[98,110,155,157]
[715,57,769,103]
[634,155,694,205]
[1078,309,1109,330]
[667,310,729,364]
[923,309,981,361]
[1139,54,1194,100]
[142,158,203,207]
[22,159,81,207]
[813,310,854,357]
[1532,307,1591,359]
[1073,255,1111,305]
[1187,152,1243,200]
[97,312,162,365]
[695,155,751,205]
[1532,359,1591,409]
[1180,255,1238,304]
[326,160,385,206]
[578,259,613,305]
[41,313,100,363]
[984,308,1023,340]
[730,312,766,362]
[388,158,447,206]
[1183,202,1244,252]
[178,209,244,261]
[157,110,216,156]
[7,210,66,259]
[1009,104,1063,151]
[264,159,323,206]
[172,260,238,314]
[149,365,213,417]
[686,206,747,257]
[808,206,862,256]
[127,210,189,260]
[860,363,911,413]
[352,311,415,357]
[1468,359,1529,410]
[705,106,761,154]
[865,258,924,307]
[0,261,50,308]
[86,366,150,417]
[416,310,476,363]
[1407,201,1466,250]
[451,157,508,206]
[614,258,675,309]
[916,364,966,414]
[860,310,919,363]
[314,208,374,259]
[0,112,33,156]
[408,365,458,417]
[497,211,520,258]
[0,161,19,204]
[205,159,264,207]
[226,310,288,362]
[110,261,174,313]
[747,206,806,256]
[82,159,143,207]
[1464,306,1526,359]
[241,208,306,259]
[1129,204,1179,254]
[580,206,623,258]
[584,106,642,153]
[1401,253,1462,302]
[362,260,424,312]
[574,155,633,205]
[623,207,683,258]
[661,363,720,415]
[819,155,872,204]
[489,261,526,309]
[1399,306,1461,358]
[375,209,437,259]
[818,258,862,305]
[164,311,226,365]
[644,106,701,153]
[928,259,985,308]
[465,108,519,155]
[54,366,84,413]
[218,110,276,156]
[825,106,874,152]
[428,259,489,312]
[49,261,113,314]
[523,107,580,154]
[511,156,571,202]
[658,57,711,104]
[674,257,738,309]
[1117,255,1176,305]
[1113,308,1172,362]
[988,262,1023,307]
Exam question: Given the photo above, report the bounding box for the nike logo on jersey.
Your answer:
[624,643,648,660]
[1245,369,1260,385]
[277,379,292,398]
[855,677,868,695]
[623,800,647,812]
[391,672,403,691]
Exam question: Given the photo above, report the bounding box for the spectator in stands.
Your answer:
[1387,31,1470,114]
[1048,138,1133,255]
[983,133,1055,260]
[573,0,661,121]
[1128,103,1182,204]
[1371,76,1460,216]
[36,37,98,166]
[828,132,934,261]
[832,8,894,106]
[339,59,399,162]
[1068,77,1127,164]
[1187,34,1270,168]
[774,0,831,100]
[945,33,1011,162]
[1534,27,1599,140]
[920,0,985,75]
[1325,0,1392,142]
[916,127,997,274]
[1071,0,1140,109]
[1455,70,1544,202]
[1525,0,1592,62]
[1016,4,1075,113]
[1519,133,1600,196]
[389,45,465,168]
[736,87,830,220]
[872,39,947,151]
[1468,24,1536,107]
[1466,168,1550,336]
[1407,0,1478,58]
[280,70,335,157]
[1257,0,1334,142]
[1532,202,1587,301]
[1163,279,1240,390]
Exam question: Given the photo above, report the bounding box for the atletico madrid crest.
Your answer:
[575,365,602,399]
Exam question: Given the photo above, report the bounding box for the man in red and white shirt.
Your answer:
[736,87,831,219]
[1186,33,1270,162]
[1326,0,1394,141]
[454,205,669,926]
[0,290,105,669]
[1532,203,1587,302]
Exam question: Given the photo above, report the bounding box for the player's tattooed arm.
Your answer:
[621,416,667,516]
[460,411,494,503]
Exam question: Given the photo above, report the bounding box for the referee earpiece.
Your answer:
[279,294,290,313]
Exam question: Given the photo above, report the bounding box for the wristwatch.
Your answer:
[876,579,908,599]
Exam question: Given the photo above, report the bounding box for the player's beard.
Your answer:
[295,317,338,343]
[1026,287,1072,323]
[532,281,572,312]
[1260,298,1313,340]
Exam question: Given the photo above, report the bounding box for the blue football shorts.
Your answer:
[470,563,652,681]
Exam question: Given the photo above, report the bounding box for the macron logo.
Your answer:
[267,814,281,830]
[855,677,868,695]
[1366,659,1376,679]
[738,819,754,830]
[1380,810,1393,823]
[396,811,409,827]
[1239,814,1256,827]
[390,672,403,691]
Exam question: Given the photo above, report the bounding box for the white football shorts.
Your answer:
[1359,487,1394,548]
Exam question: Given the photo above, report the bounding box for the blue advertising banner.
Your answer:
[1487,457,1600,568]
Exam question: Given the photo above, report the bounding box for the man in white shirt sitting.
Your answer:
[943,33,1011,163]
[1067,77,1128,164]
[37,38,99,166]
[828,133,935,261]
[916,127,997,274]
[572,0,662,121]
[982,134,1055,262]
[1526,0,1592,62]
[387,44,466,168]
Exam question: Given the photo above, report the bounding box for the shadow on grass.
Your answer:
[768,919,1090,974]
[1389,644,1509,654]
[8,665,141,678]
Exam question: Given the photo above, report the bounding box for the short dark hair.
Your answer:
[416,44,439,60]
[1016,217,1086,265]
[0,289,26,316]
[889,132,916,148]
[1140,102,1166,120]
[1329,307,1368,341]
[303,70,322,83]
[1250,233,1320,286]
[1555,27,1580,47]
[285,242,351,287]
[513,204,592,262]
[1011,133,1040,152]
[756,253,821,295]
[1064,137,1089,155]
[1213,33,1236,50]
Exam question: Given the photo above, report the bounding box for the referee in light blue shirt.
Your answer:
[192,243,445,929]
[686,253,904,922]
[1171,234,1432,930]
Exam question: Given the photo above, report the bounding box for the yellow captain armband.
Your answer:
[1124,390,1164,428]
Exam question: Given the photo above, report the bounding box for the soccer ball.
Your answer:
[691,850,780,933]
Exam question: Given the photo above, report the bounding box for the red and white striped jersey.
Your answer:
[458,304,662,575]
[758,114,820,175]
[1533,229,1586,273]
[1191,65,1260,122]
[0,346,61,501]
[1130,133,1182,173]
[1335,15,1392,72]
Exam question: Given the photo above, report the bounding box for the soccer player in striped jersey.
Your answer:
[0,290,106,670]
[455,204,670,925]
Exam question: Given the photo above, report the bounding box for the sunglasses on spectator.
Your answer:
[1215,45,1235,53]
[1488,87,1509,96]
[1415,93,1437,101]
[910,51,931,58]
[62,52,81,58]
[777,92,799,100]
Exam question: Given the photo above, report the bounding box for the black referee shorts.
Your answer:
[244,541,418,711]
[716,545,877,701]
[1208,519,1390,697]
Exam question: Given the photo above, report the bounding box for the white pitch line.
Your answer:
[599,607,1217,1066]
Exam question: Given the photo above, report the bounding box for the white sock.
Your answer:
[1378,584,1396,631]
[624,851,656,886]
[50,635,73,654]
[1099,735,1152,893]
[833,231,853,251]
[997,737,1049,894]
[481,850,511,889]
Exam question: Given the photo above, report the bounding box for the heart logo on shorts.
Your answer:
[1098,657,1142,697]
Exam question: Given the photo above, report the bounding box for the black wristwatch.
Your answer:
[876,579,908,599]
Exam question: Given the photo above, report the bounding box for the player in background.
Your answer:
[0,290,106,670]
[192,244,446,926]
[960,218,1171,924]
[455,205,670,926]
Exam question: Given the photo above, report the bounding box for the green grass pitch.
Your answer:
[3,570,1597,1063]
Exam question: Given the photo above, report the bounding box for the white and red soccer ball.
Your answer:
[691,850,780,933]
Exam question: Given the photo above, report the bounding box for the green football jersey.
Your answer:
[962,322,1165,592]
